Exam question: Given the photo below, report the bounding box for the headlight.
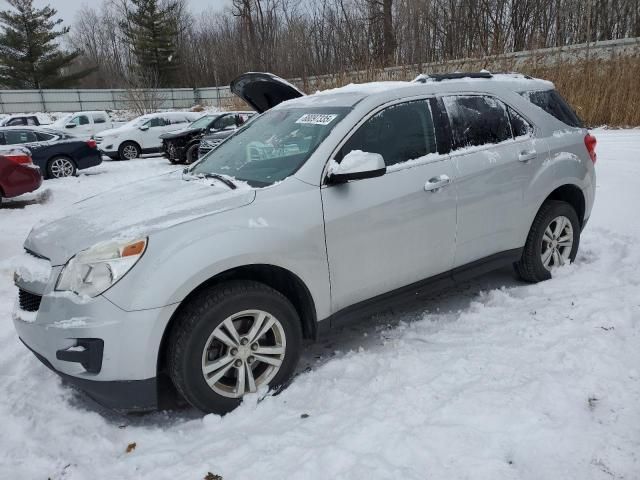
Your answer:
[56,238,147,297]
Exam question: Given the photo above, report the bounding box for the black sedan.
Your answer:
[0,127,102,179]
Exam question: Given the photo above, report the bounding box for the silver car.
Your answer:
[13,72,596,414]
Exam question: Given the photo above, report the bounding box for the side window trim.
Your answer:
[323,96,445,184]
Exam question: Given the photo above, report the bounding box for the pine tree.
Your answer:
[122,0,182,88]
[0,0,90,89]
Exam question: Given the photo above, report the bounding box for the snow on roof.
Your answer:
[287,72,554,108]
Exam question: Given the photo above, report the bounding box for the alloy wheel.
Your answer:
[122,144,139,159]
[541,215,574,270]
[50,158,74,178]
[201,309,286,398]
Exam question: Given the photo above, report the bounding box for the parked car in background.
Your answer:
[12,71,595,414]
[95,112,202,160]
[197,114,258,158]
[0,114,51,127]
[197,129,231,158]
[51,111,114,138]
[0,146,42,203]
[161,111,254,164]
[0,127,102,178]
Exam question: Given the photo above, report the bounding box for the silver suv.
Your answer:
[13,72,596,414]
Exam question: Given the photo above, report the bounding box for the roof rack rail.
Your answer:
[414,71,493,83]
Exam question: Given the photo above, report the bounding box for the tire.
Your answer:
[184,143,199,165]
[118,141,141,160]
[47,156,77,179]
[168,280,302,414]
[515,200,580,283]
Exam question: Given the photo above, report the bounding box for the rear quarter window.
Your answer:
[521,89,583,128]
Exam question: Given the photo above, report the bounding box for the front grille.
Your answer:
[95,136,103,142]
[19,288,42,312]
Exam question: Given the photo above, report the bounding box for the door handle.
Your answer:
[518,150,537,162]
[424,174,451,192]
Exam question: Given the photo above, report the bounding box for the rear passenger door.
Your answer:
[321,99,457,312]
[442,95,537,267]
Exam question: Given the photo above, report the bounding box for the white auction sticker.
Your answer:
[295,113,338,125]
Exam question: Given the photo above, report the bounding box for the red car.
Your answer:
[0,147,43,202]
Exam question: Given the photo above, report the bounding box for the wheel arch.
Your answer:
[46,154,76,178]
[156,263,317,376]
[119,139,142,154]
[543,184,586,227]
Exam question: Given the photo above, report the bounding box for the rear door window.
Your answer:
[521,89,583,127]
[443,95,512,149]
[36,132,57,141]
[92,113,108,124]
[337,99,437,167]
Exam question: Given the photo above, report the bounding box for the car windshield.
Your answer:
[123,116,153,128]
[190,107,350,187]
[188,115,217,129]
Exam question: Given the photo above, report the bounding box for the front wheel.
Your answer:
[184,143,199,165]
[118,141,141,160]
[47,156,76,178]
[515,200,580,282]
[168,281,302,414]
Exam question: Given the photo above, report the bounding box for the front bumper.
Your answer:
[22,339,157,412]
[13,274,179,411]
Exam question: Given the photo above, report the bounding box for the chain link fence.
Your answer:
[0,86,235,114]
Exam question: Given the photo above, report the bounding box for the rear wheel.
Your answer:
[515,200,580,282]
[168,280,302,414]
[47,156,76,179]
[118,141,141,160]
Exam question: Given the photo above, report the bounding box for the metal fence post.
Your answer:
[38,89,47,112]
[77,89,83,111]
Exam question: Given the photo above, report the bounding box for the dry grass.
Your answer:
[526,56,640,127]
[292,55,640,127]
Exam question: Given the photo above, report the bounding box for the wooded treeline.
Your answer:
[70,0,640,88]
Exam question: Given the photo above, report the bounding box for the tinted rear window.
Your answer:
[521,89,583,128]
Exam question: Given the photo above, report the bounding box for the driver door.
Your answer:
[321,99,458,313]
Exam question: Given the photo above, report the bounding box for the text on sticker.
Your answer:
[295,114,338,125]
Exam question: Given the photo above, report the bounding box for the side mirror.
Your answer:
[65,123,76,129]
[139,125,149,131]
[327,151,386,184]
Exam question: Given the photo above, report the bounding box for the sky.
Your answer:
[27,0,230,23]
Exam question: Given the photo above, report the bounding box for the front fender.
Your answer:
[103,178,331,320]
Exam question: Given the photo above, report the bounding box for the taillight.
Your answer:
[86,139,97,149]
[5,153,32,165]
[584,133,597,164]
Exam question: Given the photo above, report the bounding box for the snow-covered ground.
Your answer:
[1,131,639,479]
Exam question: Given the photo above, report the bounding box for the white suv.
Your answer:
[96,112,202,160]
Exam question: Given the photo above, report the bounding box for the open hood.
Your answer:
[230,72,305,113]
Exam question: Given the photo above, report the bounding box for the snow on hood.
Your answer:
[24,171,255,266]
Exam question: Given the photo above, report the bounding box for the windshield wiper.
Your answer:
[196,172,237,190]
